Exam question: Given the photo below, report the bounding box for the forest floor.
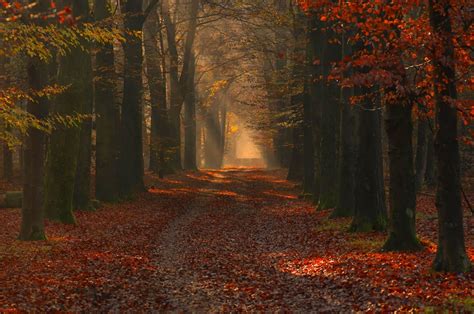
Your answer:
[0,168,473,312]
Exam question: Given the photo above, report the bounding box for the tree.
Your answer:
[350,91,387,232]
[18,0,51,240]
[184,52,197,170]
[95,0,120,202]
[43,0,92,224]
[428,0,471,272]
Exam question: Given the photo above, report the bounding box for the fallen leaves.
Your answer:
[0,168,472,311]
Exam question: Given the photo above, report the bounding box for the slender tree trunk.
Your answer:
[425,123,436,187]
[302,80,314,195]
[350,91,387,232]
[3,143,13,182]
[144,6,169,174]
[44,0,91,224]
[119,0,146,198]
[415,118,428,191]
[428,0,471,273]
[19,44,50,241]
[184,53,197,170]
[162,0,199,172]
[309,15,322,204]
[94,0,120,202]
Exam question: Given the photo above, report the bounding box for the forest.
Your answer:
[0,0,472,311]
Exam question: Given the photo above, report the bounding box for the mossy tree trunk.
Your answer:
[428,0,471,273]
[43,0,91,224]
[94,0,120,202]
[19,2,51,239]
[350,92,387,232]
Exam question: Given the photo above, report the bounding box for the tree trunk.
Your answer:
[19,36,50,240]
[302,80,314,195]
[415,118,428,191]
[383,99,422,251]
[428,0,471,273]
[43,0,91,224]
[318,25,339,210]
[94,0,120,202]
[3,143,13,182]
[162,0,199,172]
[350,92,387,232]
[144,6,169,175]
[425,120,436,187]
[119,0,146,198]
[74,6,94,210]
[331,30,355,218]
[286,126,304,182]
[309,15,322,205]
[184,53,197,170]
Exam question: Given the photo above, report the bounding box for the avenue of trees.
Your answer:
[0,0,472,273]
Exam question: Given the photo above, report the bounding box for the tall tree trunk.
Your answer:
[44,0,91,224]
[119,0,146,198]
[184,53,197,170]
[332,30,355,218]
[350,92,387,232]
[94,0,120,202]
[74,7,94,210]
[309,15,322,204]
[428,0,471,273]
[383,97,422,251]
[318,25,339,210]
[302,80,314,195]
[415,118,428,191]
[19,14,50,239]
[162,0,199,172]
[144,5,169,174]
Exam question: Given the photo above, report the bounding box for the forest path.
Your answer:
[149,168,373,311]
[1,169,472,311]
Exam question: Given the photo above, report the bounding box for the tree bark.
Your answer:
[94,0,120,202]
[73,6,94,210]
[350,91,387,232]
[19,22,50,240]
[383,98,422,251]
[318,25,339,210]
[415,118,428,191]
[119,0,147,198]
[44,0,91,224]
[184,53,197,170]
[428,0,471,272]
